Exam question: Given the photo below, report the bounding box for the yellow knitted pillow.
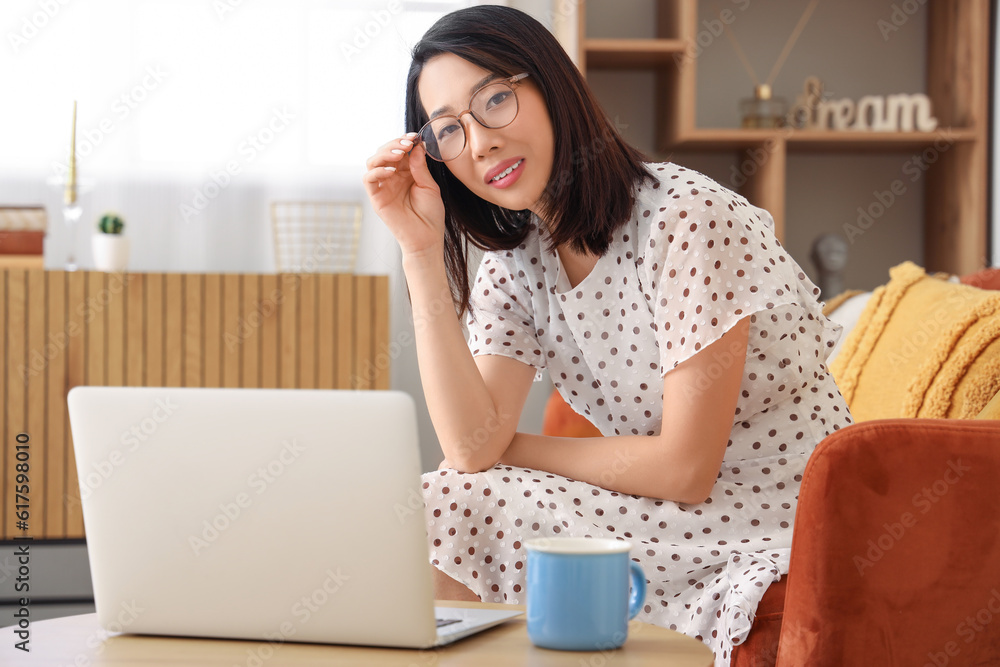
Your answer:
[830,261,1000,421]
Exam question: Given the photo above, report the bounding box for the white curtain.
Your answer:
[3,0,466,182]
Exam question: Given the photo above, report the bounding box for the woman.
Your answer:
[362,6,852,665]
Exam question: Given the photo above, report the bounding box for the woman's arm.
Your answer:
[403,249,537,472]
[364,140,536,472]
[498,317,750,504]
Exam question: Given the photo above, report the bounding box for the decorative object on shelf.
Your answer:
[788,76,829,129]
[48,101,97,271]
[91,212,130,272]
[724,0,819,128]
[810,232,849,299]
[62,100,83,271]
[788,74,939,132]
[814,91,938,132]
[739,84,788,129]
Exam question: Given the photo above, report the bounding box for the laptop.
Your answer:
[66,386,521,648]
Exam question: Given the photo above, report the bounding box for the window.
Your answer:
[3,0,471,181]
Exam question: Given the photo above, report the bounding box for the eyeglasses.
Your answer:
[417,72,530,162]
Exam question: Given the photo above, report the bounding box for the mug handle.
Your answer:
[627,562,646,620]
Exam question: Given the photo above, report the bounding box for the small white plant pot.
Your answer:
[92,234,130,272]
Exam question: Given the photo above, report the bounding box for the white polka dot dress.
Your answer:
[421,162,853,666]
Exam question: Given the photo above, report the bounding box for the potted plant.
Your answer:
[91,212,130,272]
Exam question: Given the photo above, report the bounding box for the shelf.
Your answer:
[585,38,686,68]
[672,128,980,152]
[579,0,990,274]
[786,129,979,151]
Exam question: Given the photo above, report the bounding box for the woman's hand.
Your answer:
[362,133,447,258]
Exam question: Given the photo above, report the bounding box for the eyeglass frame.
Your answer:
[416,72,531,162]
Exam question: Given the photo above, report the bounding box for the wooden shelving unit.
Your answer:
[578,0,990,274]
[585,38,686,67]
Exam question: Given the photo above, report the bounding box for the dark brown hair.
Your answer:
[405,5,653,318]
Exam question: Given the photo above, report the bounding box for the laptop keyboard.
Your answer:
[436,618,461,628]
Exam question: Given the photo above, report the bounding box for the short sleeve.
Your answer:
[466,250,546,382]
[642,178,837,376]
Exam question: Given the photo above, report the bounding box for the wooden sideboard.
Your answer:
[1,270,390,540]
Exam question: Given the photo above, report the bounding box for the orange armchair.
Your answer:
[761,418,1000,666]
[542,393,1000,665]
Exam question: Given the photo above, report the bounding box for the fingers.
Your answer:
[361,166,390,198]
[362,132,417,197]
[365,132,419,171]
[407,141,435,188]
[361,160,396,190]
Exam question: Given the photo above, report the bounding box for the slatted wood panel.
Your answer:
[1,270,390,540]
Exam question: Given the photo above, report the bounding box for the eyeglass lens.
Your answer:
[419,81,520,161]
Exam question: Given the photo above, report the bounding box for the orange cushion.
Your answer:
[961,267,1000,291]
[541,390,602,438]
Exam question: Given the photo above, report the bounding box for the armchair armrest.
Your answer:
[777,419,1000,666]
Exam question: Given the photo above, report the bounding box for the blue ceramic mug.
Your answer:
[525,537,646,651]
